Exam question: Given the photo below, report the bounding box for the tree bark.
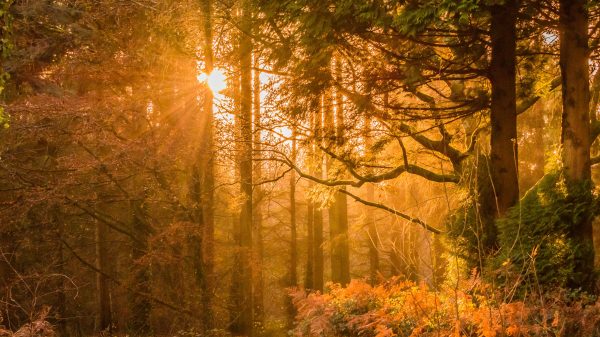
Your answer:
[198,0,216,329]
[95,219,112,333]
[304,108,316,290]
[363,116,379,285]
[287,125,298,329]
[231,0,254,334]
[487,0,519,251]
[559,0,595,292]
[54,206,69,337]
[327,60,350,286]
[304,202,314,290]
[313,101,324,293]
[252,56,264,326]
[129,199,151,335]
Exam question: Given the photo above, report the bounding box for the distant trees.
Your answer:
[1,0,600,336]
[255,0,599,290]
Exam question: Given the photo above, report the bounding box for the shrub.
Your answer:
[495,171,597,291]
[292,278,600,337]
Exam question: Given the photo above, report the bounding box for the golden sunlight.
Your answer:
[197,68,227,93]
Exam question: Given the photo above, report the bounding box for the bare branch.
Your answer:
[339,189,443,234]
[60,238,192,315]
[319,146,460,184]
[254,167,292,186]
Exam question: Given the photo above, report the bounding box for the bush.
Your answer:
[495,171,597,291]
[292,278,600,337]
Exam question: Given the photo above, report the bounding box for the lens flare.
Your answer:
[197,68,227,93]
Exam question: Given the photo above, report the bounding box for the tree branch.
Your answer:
[339,189,443,234]
[60,238,192,316]
[66,197,143,244]
[319,145,460,184]
[336,85,466,165]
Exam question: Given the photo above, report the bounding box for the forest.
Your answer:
[2,0,600,336]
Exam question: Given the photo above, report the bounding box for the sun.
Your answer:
[197,68,227,93]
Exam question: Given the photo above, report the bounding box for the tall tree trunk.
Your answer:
[365,184,379,284]
[54,206,69,337]
[324,83,337,281]
[486,0,518,252]
[363,116,379,285]
[287,125,298,328]
[231,0,254,334]
[252,56,264,326]
[95,219,112,333]
[304,201,314,290]
[129,199,151,335]
[313,101,324,293]
[198,0,216,329]
[559,0,595,291]
[326,60,350,286]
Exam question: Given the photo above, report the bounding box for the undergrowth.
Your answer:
[291,278,600,337]
[494,171,597,292]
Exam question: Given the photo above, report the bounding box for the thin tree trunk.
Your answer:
[326,60,350,286]
[313,194,324,293]
[324,83,337,282]
[334,59,349,286]
[252,56,264,325]
[198,0,216,329]
[55,206,69,337]
[95,219,112,333]
[363,115,379,285]
[487,0,518,252]
[313,101,324,293]
[287,125,298,329]
[559,0,595,291]
[304,201,314,290]
[129,199,151,335]
[232,0,254,334]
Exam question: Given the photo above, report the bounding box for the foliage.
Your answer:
[292,278,600,337]
[448,156,598,293]
[495,170,598,291]
[2,0,599,335]
[0,0,13,128]
[446,154,496,269]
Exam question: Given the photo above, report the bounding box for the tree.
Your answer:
[129,198,152,335]
[313,103,325,293]
[230,0,255,334]
[558,0,595,291]
[326,58,350,286]
[486,0,519,252]
[3,0,600,335]
[252,55,265,325]
[196,0,216,329]
[286,125,298,328]
[363,114,379,285]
